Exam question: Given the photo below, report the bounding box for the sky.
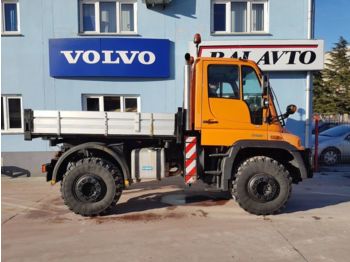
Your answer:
[315,0,350,51]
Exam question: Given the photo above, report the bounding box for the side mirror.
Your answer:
[262,75,269,96]
[286,104,297,116]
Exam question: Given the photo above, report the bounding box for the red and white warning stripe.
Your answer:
[185,136,197,184]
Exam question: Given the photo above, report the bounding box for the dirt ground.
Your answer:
[2,172,350,262]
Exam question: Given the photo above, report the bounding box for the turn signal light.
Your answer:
[41,164,47,173]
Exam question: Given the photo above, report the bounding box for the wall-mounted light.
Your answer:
[144,0,172,9]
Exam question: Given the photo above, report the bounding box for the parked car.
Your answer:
[312,121,339,134]
[314,125,350,165]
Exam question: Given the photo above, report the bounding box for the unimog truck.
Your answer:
[24,34,313,216]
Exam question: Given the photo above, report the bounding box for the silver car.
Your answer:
[314,125,350,165]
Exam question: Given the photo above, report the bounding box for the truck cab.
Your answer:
[192,57,302,150]
[181,55,312,215]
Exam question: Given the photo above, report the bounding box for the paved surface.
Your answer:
[2,172,350,262]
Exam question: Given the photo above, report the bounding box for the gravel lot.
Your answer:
[2,171,350,262]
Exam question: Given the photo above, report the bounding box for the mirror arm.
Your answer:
[266,115,273,124]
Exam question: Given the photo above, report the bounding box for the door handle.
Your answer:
[203,119,219,124]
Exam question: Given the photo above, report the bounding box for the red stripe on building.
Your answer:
[198,44,319,56]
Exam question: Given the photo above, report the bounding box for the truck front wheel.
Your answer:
[61,158,123,216]
[231,156,292,215]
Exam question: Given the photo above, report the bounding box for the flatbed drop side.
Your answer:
[24,35,313,216]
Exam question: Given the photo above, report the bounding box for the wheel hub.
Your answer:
[324,151,337,165]
[247,174,280,202]
[74,175,105,203]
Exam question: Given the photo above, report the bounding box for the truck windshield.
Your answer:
[242,66,263,125]
[269,85,285,126]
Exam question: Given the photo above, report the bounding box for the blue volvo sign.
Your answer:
[49,38,170,78]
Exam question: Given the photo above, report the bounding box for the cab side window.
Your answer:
[208,65,240,99]
[242,66,263,125]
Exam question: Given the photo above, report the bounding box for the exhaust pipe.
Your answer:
[183,34,201,131]
[184,54,191,130]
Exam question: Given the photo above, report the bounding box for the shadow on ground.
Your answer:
[22,173,350,218]
[103,189,231,216]
[1,166,31,178]
[319,164,350,173]
[283,173,350,213]
[109,173,350,216]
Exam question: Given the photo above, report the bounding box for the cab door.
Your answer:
[200,61,268,146]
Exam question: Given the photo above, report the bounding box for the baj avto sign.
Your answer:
[49,38,170,77]
[193,40,324,71]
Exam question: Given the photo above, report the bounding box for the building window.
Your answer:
[79,0,137,34]
[212,0,268,34]
[1,95,23,132]
[82,95,140,112]
[1,0,20,34]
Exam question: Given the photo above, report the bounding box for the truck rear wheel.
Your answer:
[231,156,292,215]
[61,157,123,216]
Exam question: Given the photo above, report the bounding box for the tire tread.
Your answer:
[61,157,123,216]
[232,156,292,215]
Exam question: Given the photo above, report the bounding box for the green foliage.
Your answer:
[313,36,350,114]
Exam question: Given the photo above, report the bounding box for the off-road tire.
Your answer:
[60,161,77,201]
[232,156,292,215]
[61,157,123,216]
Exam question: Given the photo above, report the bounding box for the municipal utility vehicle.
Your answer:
[24,35,313,216]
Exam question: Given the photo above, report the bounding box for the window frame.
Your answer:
[79,0,137,35]
[82,94,141,112]
[211,0,269,35]
[1,0,20,35]
[208,64,241,100]
[241,65,264,125]
[1,95,24,133]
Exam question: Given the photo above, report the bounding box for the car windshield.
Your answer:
[320,125,350,137]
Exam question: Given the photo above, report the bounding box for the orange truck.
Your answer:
[24,35,313,216]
